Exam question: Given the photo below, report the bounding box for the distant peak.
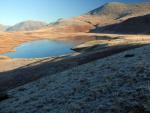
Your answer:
[6,20,47,32]
[88,2,127,15]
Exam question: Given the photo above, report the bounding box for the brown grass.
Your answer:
[0,29,150,55]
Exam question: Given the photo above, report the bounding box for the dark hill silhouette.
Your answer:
[91,14,150,34]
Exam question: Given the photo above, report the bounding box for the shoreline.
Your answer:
[1,44,150,112]
[0,41,148,92]
[0,30,150,55]
[0,31,97,54]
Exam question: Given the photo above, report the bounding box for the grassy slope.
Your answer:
[1,45,150,113]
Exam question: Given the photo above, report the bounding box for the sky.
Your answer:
[0,0,150,25]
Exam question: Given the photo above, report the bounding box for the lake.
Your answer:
[3,40,75,58]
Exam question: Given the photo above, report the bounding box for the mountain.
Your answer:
[91,14,150,34]
[46,2,150,33]
[6,20,47,32]
[88,2,150,20]
[0,24,9,31]
[0,2,149,33]
[2,2,149,33]
[83,2,150,27]
[1,2,150,113]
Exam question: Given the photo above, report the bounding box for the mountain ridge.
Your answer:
[47,2,150,33]
[6,20,47,32]
[0,2,150,32]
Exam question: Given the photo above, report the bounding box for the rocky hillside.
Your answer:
[6,20,47,32]
[0,45,150,113]
[91,14,150,34]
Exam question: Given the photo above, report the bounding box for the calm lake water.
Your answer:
[3,40,75,58]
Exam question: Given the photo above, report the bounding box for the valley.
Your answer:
[0,1,150,113]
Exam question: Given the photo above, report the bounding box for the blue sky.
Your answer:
[0,0,150,25]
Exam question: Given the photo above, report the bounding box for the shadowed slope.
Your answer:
[91,14,150,34]
[1,45,150,113]
[0,42,147,92]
